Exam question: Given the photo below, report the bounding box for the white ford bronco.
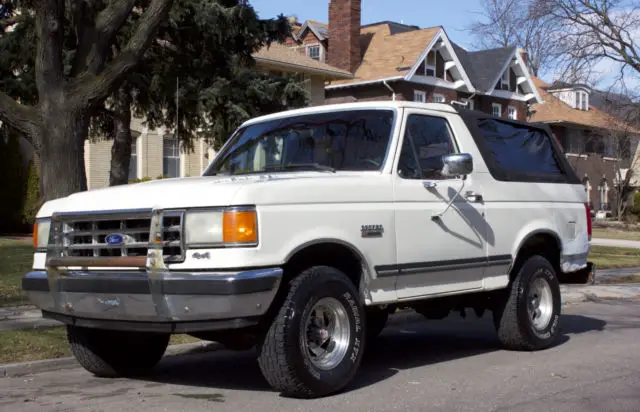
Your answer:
[24,101,594,398]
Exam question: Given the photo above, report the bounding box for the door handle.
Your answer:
[423,181,438,189]
[465,191,483,202]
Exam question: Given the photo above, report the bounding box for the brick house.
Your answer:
[529,78,640,214]
[284,0,542,120]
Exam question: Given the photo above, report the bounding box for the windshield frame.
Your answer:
[202,106,399,177]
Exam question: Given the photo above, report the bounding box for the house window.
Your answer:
[424,50,436,77]
[307,44,321,61]
[163,137,181,178]
[507,106,517,120]
[492,103,502,117]
[497,69,510,91]
[432,93,446,103]
[128,137,138,180]
[414,90,426,103]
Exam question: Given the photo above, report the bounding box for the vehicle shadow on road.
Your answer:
[142,311,606,396]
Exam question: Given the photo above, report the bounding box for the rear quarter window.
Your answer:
[476,119,563,175]
[459,113,581,184]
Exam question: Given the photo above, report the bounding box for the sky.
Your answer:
[250,0,485,49]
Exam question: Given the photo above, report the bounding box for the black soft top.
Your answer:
[456,107,582,185]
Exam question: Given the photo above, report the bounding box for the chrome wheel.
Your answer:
[302,297,351,370]
[527,276,553,331]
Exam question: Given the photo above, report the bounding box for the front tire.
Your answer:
[257,266,366,398]
[67,326,170,377]
[493,255,562,351]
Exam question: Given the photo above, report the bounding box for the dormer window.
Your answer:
[577,90,589,111]
[425,51,436,77]
[306,44,322,61]
[497,69,510,91]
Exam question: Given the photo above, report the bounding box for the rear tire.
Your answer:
[493,255,562,351]
[67,326,170,377]
[257,266,366,398]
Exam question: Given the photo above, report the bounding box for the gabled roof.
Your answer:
[293,20,329,41]
[327,24,442,86]
[252,43,353,80]
[530,77,640,134]
[451,44,517,93]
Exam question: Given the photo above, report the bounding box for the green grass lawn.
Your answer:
[592,228,640,242]
[589,245,640,269]
[0,238,34,307]
[0,327,201,364]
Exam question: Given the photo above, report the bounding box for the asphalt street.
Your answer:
[1,300,639,412]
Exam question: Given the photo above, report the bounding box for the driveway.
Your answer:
[1,300,639,411]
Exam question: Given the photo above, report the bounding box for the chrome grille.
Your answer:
[50,210,185,264]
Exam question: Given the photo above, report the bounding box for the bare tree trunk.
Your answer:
[109,87,133,186]
[39,107,89,201]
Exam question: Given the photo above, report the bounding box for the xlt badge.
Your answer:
[361,224,384,238]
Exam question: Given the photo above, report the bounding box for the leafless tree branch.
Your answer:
[465,0,563,76]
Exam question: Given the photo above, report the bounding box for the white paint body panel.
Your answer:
[34,101,590,305]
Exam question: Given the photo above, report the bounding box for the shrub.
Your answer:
[128,177,153,184]
[632,191,640,215]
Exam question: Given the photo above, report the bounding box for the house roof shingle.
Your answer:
[452,43,517,93]
[329,24,441,86]
[530,77,640,134]
[252,43,354,80]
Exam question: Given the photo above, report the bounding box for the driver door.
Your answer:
[393,110,488,299]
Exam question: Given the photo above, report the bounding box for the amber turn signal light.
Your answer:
[222,210,257,244]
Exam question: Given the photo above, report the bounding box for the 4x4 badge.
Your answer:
[361,224,384,238]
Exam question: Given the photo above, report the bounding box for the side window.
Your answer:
[476,119,564,176]
[398,114,457,180]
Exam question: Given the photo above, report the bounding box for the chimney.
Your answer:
[328,0,361,73]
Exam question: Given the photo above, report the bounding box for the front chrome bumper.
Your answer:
[22,267,283,333]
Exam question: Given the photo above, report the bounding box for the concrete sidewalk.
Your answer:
[592,237,640,249]
[0,306,58,331]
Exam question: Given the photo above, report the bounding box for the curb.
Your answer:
[1,341,221,378]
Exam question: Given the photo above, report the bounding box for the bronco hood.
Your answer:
[37,175,263,217]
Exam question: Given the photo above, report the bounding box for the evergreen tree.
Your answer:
[105,0,308,185]
[0,1,308,192]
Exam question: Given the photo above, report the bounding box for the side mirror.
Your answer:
[441,153,473,177]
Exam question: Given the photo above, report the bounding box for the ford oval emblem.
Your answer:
[105,233,125,246]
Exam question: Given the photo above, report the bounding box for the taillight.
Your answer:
[32,222,38,249]
[585,203,592,241]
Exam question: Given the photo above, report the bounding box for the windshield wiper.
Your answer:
[265,163,336,173]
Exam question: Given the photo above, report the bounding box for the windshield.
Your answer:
[205,109,396,176]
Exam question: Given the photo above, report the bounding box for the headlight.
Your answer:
[33,219,51,250]
[184,208,257,247]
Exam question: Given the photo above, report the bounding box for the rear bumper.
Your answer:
[22,267,283,333]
